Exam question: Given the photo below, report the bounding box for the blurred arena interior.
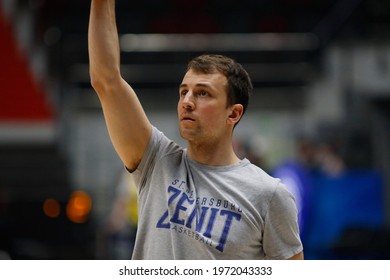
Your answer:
[1,0,390,259]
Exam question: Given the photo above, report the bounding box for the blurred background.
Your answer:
[0,0,389,260]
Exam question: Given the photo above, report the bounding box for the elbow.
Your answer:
[89,68,121,95]
[90,74,104,93]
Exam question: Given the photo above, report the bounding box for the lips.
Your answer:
[180,114,195,122]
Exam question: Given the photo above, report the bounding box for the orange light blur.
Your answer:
[43,198,61,218]
[66,191,92,223]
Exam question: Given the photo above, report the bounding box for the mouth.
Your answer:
[180,114,195,122]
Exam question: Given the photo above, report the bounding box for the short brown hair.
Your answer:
[186,54,253,117]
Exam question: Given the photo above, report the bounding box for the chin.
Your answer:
[179,127,197,142]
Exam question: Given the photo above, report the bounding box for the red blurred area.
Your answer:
[0,10,53,122]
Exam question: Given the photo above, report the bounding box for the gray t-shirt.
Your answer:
[131,127,302,259]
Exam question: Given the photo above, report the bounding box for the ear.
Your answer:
[227,104,244,126]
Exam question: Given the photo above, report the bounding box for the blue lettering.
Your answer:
[156,210,170,228]
[215,210,241,252]
[156,186,182,229]
[171,179,179,185]
[167,186,181,204]
[203,207,219,238]
[186,206,209,232]
[157,184,243,253]
[170,192,194,225]
[178,180,186,188]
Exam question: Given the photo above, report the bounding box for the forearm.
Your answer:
[88,0,121,91]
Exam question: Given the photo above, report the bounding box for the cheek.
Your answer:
[200,106,227,126]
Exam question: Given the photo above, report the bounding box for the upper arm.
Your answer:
[95,77,152,171]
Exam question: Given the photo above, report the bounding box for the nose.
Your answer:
[182,91,195,110]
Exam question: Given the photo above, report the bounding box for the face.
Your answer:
[177,69,238,144]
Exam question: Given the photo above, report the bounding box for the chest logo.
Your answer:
[156,183,241,252]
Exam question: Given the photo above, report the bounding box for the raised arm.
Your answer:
[88,0,151,171]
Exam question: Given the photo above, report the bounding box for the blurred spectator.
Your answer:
[105,171,138,259]
[314,138,346,177]
[272,134,316,241]
[233,135,269,172]
[294,134,319,173]
[284,127,387,259]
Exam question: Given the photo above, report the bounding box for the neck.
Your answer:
[186,139,240,166]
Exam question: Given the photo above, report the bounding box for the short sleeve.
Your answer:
[132,126,182,192]
[262,183,303,259]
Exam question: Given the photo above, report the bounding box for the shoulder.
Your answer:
[241,160,282,191]
[149,126,183,155]
[241,161,297,207]
[136,126,184,172]
[132,127,185,189]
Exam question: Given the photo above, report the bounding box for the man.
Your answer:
[88,0,303,260]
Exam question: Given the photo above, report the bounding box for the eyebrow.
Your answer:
[179,83,213,89]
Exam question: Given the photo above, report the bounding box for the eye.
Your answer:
[180,89,188,97]
[198,90,208,97]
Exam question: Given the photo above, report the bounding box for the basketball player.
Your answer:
[88,0,303,260]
